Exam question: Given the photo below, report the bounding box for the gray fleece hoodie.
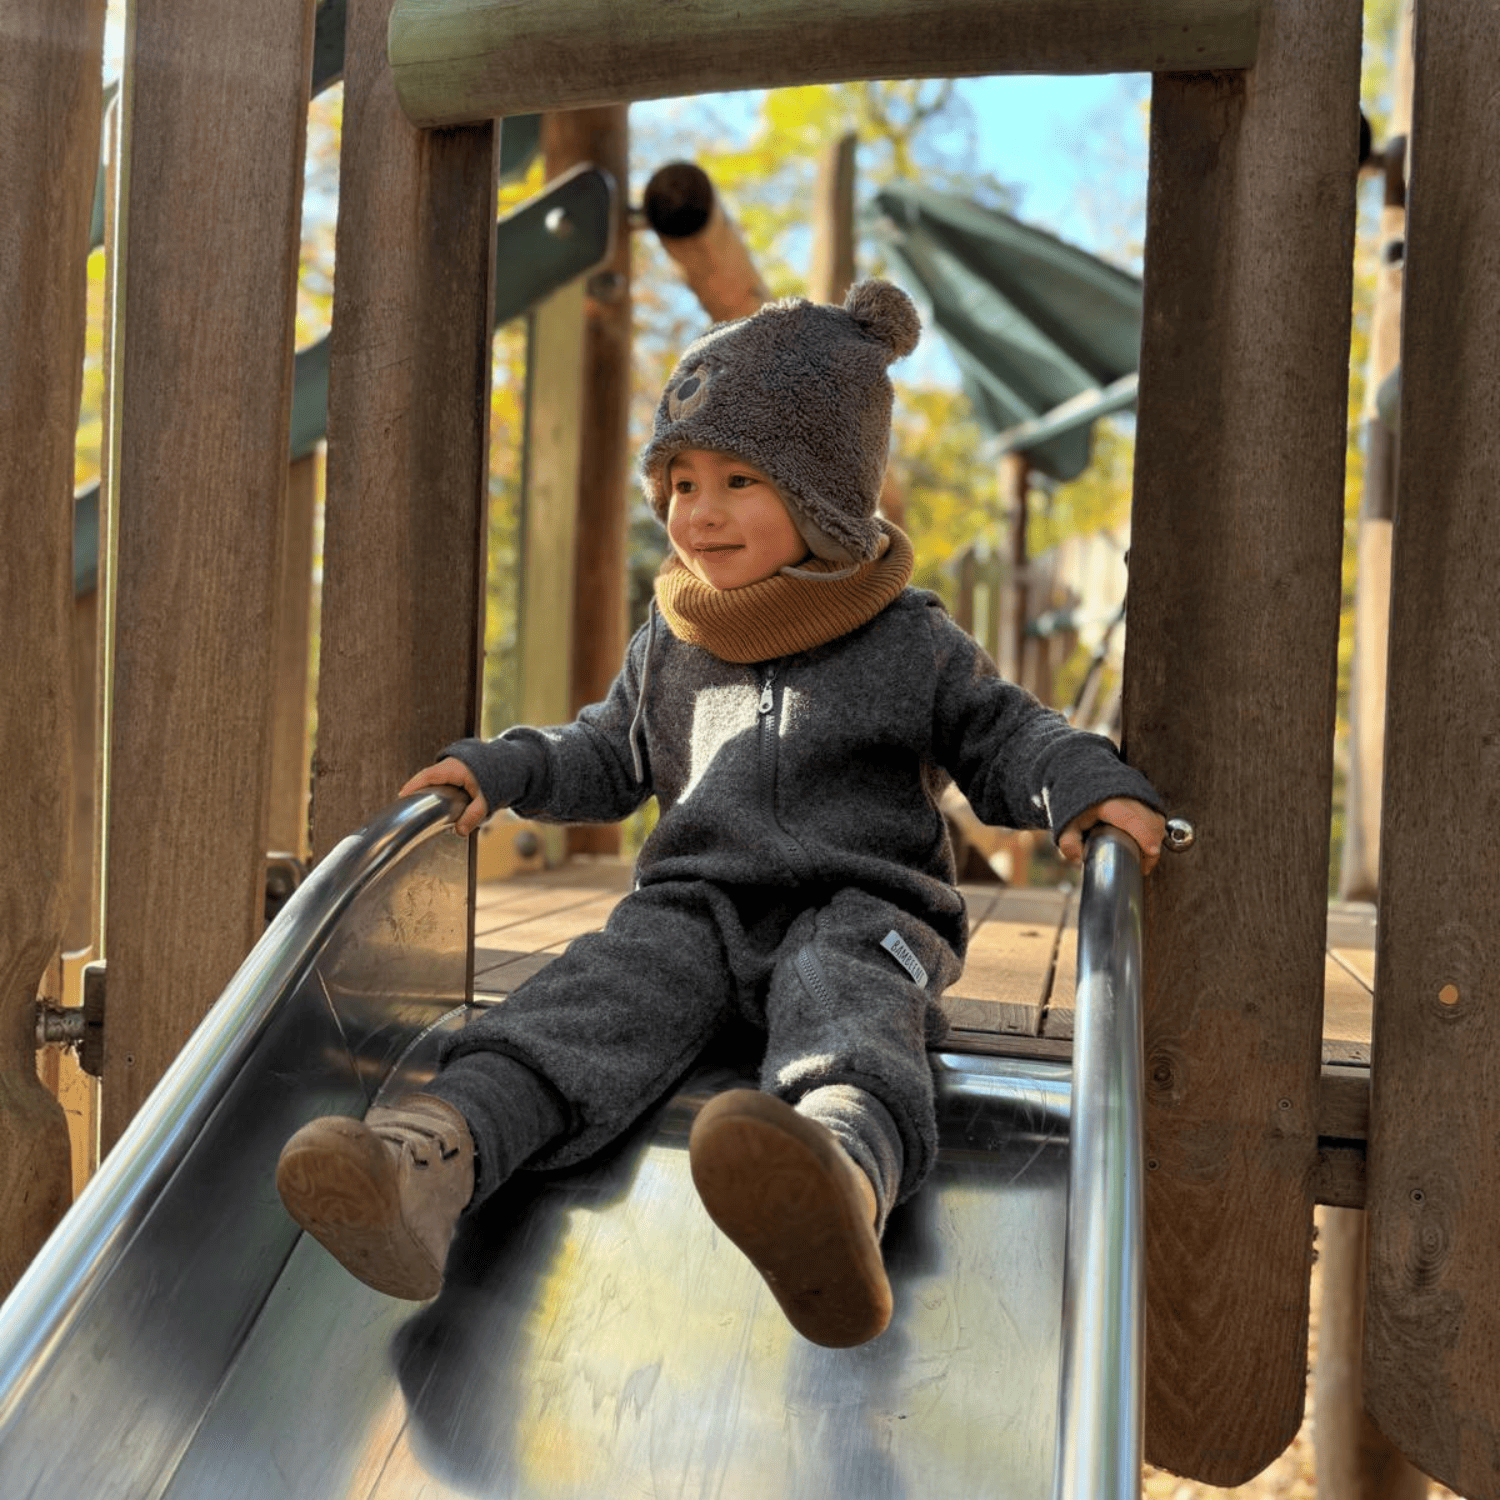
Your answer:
[443,587,1161,966]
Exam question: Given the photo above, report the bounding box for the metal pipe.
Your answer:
[1052,825,1146,1500]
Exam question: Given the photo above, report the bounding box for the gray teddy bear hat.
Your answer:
[640,279,922,564]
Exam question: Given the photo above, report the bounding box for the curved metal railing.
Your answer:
[1052,825,1148,1500]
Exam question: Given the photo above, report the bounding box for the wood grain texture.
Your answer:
[1363,0,1500,1490]
[311,0,496,859]
[0,0,106,1284]
[542,110,631,860]
[267,454,319,857]
[1122,0,1361,1479]
[103,0,316,1150]
[388,0,1263,128]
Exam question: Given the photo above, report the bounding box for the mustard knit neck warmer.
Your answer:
[654,521,914,664]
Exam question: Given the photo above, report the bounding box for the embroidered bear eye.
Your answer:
[667,365,711,421]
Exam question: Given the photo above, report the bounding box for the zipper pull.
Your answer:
[758,666,777,715]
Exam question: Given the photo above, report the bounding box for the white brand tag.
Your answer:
[881,929,928,989]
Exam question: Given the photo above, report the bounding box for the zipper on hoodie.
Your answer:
[756,663,813,882]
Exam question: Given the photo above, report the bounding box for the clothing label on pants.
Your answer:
[880,929,928,989]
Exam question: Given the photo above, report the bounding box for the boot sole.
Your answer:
[276,1117,443,1301]
[689,1090,893,1348]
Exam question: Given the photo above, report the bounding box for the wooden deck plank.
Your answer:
[943,888,1068,1037]
[1040,893,1080,1041]
[1362,0,1500,1489]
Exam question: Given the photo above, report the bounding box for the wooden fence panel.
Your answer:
[311,0,496,858]
[0,0,106,1287]
[102,0,316,1149]
[1122,0,1362,1480]
[1363,1,1500,1493]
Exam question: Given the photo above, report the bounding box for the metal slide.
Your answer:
[0,795,1145,1500]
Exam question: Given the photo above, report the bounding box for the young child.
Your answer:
[277,280,1165,1349]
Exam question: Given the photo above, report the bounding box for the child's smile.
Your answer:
[666,449,808,590]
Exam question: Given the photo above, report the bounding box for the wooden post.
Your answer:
[1002,453,1031,689]
[811,133,858,305]
[1362,1,1500,1493]
[0,0,106,1288]
[541,109,631,860]
[517,279,587,866]
[643,163,769,322]
[1339,0,1413,904]
[102,0,317,1150]
[267,452,321,858]
[310,0,497,860]
[1123,0,1362,1481]
[388,0,1263,129]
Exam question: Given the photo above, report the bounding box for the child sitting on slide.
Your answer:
[277,279,1164,1348]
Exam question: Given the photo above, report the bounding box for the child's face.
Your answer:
[666,449,807,590]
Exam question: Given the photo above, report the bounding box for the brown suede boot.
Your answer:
[689,1088,892,1348]
[276,1094,475,1301]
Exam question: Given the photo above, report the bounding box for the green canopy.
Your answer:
[871,183,1142,481]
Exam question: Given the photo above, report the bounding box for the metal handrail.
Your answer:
[0,789,463,1436]
[1052,825,1147,1500]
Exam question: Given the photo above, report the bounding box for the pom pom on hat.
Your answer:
[638,278,923,564]
[844,278,921,361]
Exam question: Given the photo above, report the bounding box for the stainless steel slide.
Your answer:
[0,793,1145,1500]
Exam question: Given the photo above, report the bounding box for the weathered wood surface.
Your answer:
[0,0,106,1287]
[388,0,1263,128]
[539,110,631,860]
[1363,0,1500,1492]
[516,275,586,871]
[1122,0,1362,1479]
[310,0,496,860]
[811,133,858,305]
[102,0,316,1151]
[267,454,319,858]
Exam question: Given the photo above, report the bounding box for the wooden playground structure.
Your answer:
[4,0,1498,1494]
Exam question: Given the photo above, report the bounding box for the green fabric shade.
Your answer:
[872,183,1143,481]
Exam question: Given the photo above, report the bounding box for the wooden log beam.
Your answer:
[1122,0,1362,1482]
[102,0,316,1149]
[388,0,1264,128]
[643,163,769,324]
[1362,0,1500,1493]
[310,0,497,859]
[0,0,106,1289]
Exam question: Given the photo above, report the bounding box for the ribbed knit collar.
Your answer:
[654,520,914,664]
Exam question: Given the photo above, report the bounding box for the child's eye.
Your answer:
[727,472,759,489]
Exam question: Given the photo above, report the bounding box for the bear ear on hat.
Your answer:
[844,278,920,362]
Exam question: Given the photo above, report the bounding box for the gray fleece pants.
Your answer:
[424,878,958,1230]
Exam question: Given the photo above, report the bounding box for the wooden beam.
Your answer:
[1122,0,1361,1481]
[388,0,1264,128]
[540,110,631,861]
[102,0,316,1149]
[310,0,497,859]
[643,163,769,324]
[0,0,106,1288]
[1362,0,1500,1492]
